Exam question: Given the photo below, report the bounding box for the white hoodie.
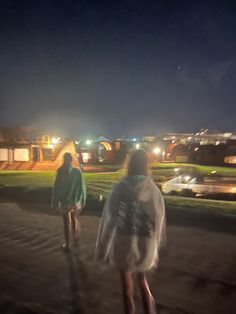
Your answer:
[95,175,166,272]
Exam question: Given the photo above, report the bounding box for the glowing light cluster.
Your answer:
[86,139,93,145]
[52,137,60,144]
[153,147,161,155]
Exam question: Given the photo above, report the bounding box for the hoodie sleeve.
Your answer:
[80,172,86,208]
[154,185,166,250]
[67,168,86,208]
[51,170,60,210]
[95,183,119,261]
[158,193,166,249]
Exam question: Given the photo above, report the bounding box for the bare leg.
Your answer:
[62,211,71,248]
[137,272,156,314]
[71,211,80,246]
[119,270,135,314]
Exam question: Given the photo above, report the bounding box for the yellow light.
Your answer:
[100,141,112,151]
[52,137,60,144]
[135,143,140,149]
[153,147,161,155]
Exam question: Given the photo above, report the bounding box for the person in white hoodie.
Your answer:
[95,149,166,314]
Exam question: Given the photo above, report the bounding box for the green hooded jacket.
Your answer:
[52,166,86,209]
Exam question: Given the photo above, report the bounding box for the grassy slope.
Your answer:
[0,170,236,215]
[0,170,120,196]
[152,162,236,176]
[0,163,230,188]
[164,195,236,216]
[0,171,55,188]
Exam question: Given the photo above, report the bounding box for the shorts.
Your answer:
[59,202,80,219]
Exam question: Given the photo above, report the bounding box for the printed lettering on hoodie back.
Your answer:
[116,198,155,238]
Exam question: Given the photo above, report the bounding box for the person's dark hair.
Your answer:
[63,152,73,164]
[59,152,73,175]
[126,149,149,176]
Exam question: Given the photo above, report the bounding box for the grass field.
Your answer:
[164,195,236,216]
[1,163,235,189]
[152,162,236,176]
[1,169,236,216]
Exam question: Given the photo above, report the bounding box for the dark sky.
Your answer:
[0,0,236,137]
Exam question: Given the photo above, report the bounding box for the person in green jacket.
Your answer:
[52,152,86,251]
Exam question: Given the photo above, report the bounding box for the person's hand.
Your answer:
[75,202,84,212]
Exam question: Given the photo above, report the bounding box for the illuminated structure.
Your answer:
[1,127,236,169]
[0,127,79,170]
[156,129,236,166]
[76,130,236,166]
[77,137,134,164]
[162,129,235,145]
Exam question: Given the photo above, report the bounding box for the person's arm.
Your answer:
[157,192,166,249]
[79,170,86,209]
[154,185,166,249]
[51,171,60,211]
[67,168,86,210]
[95,184,119,261]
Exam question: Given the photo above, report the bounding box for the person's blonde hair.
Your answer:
[126,149,149,176]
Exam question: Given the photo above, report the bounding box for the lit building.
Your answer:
[0,127,79,170]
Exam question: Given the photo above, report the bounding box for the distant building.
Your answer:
[0,127,79,170]
[77,137,133,165]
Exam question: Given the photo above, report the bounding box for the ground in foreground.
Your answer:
[0,202,235,314]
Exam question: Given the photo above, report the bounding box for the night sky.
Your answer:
[0,0,236,138]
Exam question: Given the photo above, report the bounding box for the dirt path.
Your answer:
[0,202,235,314]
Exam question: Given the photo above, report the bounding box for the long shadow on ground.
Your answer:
[64,251,84,314]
